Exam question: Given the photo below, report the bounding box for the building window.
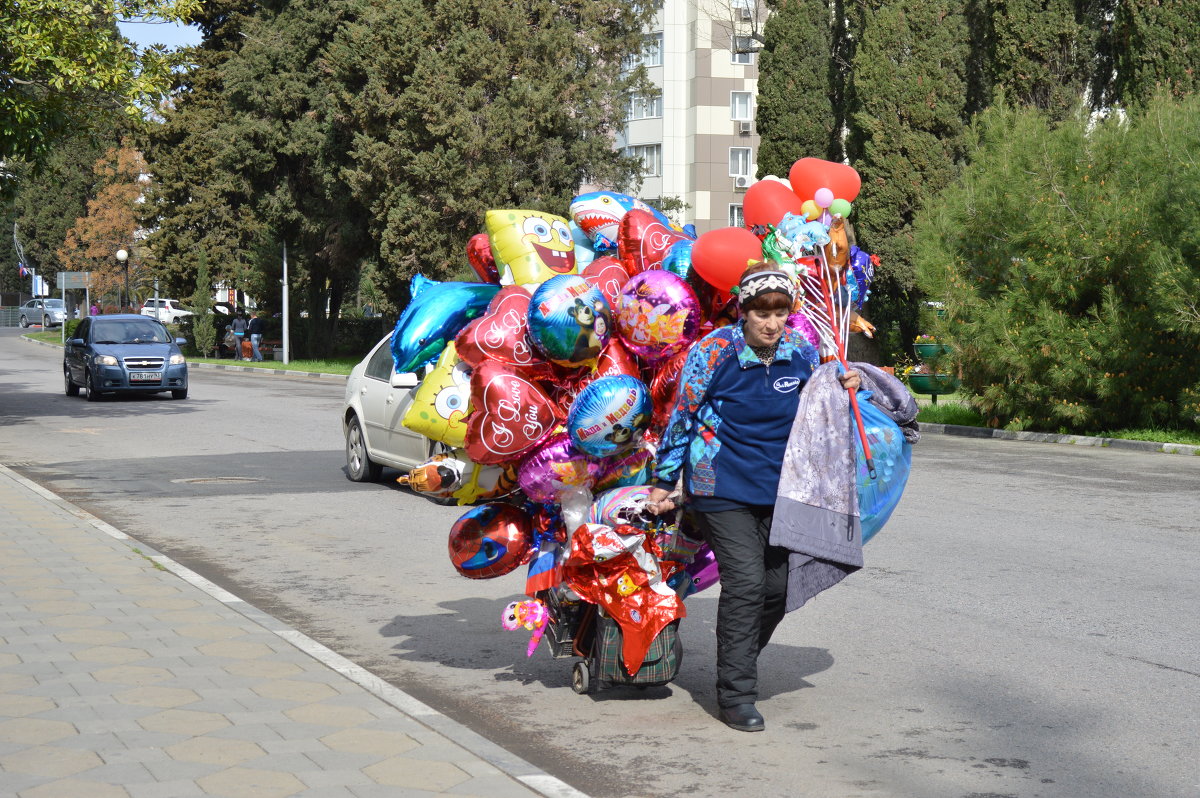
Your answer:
[625,31,664,70]
[729,147,752,177]
[730,91,752,121]
[729,204,745,228]
[732,36,754,65]
[629,144,662,177]
[644,32,663,67]
[626,93,663,120]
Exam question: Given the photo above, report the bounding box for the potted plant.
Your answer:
[913,334,952,360]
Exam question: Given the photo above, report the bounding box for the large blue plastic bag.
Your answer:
[854,392,912,544]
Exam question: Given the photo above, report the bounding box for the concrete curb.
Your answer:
[0,463,588,798]
[920,422,1200,456]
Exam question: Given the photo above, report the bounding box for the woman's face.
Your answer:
[743,307,790,347]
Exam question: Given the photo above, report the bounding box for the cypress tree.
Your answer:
[1112,0,1200,108]
[756,0,838,178]
[845,0,968,355]
[191,250,217,357]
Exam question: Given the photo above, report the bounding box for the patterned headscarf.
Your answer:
[736,269,795,308]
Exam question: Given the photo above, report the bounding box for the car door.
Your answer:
[358,337,428,467]
[66,318,90,382]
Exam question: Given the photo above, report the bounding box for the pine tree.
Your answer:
[756,0,838,178]
[915,95,1200,431]
[845,0,968,355]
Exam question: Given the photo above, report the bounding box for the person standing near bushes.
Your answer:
[248,311,266,362]
[230,310,249,360]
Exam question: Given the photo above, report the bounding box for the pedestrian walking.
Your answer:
[248,311,266,362]
[90,301,100,316]
[230,310,249,360]
[647,263,860,733]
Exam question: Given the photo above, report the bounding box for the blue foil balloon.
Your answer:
[855,393,912,544]
[566,374,652,458]
[660,239,695,280]
[391,275,500,374]
[527,274,612,367]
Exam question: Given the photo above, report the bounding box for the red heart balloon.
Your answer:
[466,232,500,283]
[581,256,629,310]
[617,209,693,276]
[690,226,763,292]
[465,361,561,465]
[455,286,551,378]
[743,180,806,231]
[788,157,862,203]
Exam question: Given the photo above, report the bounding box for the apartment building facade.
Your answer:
[617,0,762,235]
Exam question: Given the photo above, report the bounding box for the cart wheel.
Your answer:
[571,661,591,695]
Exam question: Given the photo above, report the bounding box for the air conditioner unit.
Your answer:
[739,120,753,134]
[734,175,750,189]
[739,7,754,20]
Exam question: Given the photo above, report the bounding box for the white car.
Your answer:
[140,298,194,324]
[19,298,68,328]
[342,334,438,481]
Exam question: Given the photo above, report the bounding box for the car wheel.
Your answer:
[43,315,51,327]
[84,370,102,402]
[64,366,80,396]
[345,415,382,482]
[19,315,28,328]
[171,388,188,399]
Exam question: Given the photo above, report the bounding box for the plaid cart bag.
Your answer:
[571,610,682,694]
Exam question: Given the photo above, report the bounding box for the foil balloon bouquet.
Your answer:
[378,174,904,680]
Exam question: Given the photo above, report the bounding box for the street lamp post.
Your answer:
[116,248,129,311]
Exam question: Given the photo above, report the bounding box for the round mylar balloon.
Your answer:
[527,275,612,367]
[486,209,577,285]
[616,270,702,363]
[516,433,602,504]
[448,503,533,579]
[566,374,652,458]
[391,275,500,374]
[587,485,653,527]
[660,239,694,281]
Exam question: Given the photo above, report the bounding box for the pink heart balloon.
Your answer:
[617,209,693,276]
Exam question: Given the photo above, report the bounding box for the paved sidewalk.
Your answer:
[0,466,585,798]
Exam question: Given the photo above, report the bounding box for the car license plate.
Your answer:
[130,371,162,382]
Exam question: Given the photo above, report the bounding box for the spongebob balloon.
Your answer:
[486,209,577,286]
[402,342,472,447]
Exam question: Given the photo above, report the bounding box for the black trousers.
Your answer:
[692,504,790,708]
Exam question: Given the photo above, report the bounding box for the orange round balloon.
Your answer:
[691,227,763,292]
[789,158,862,203]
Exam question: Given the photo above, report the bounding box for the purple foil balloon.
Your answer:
[615,270,703,363]
[684,544,720,594]
[787,311,821,348]
[516,433,602,504]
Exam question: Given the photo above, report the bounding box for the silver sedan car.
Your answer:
[342,334,438,481]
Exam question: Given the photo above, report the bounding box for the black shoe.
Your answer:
[719,704,765,732]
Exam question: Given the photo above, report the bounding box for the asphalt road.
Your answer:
[2,327,1198,798]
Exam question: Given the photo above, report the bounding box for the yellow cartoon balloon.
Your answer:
[453,459,519,505]
[486,209,577,286]
[402,343,472,447]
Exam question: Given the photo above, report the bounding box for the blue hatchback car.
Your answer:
[64,314,189,401]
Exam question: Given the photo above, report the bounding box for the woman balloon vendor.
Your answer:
[647,263,860,733]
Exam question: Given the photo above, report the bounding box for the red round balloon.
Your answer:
[743,180,806,231]
[617,209,692,276]
[448,503,533,579]
[466,233,500,283]
[788,157,862,203]
[690,226,763,292]
[465,361,560,464]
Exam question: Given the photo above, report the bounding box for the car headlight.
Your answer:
[169,354,186,365]
[94,354,118,366]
